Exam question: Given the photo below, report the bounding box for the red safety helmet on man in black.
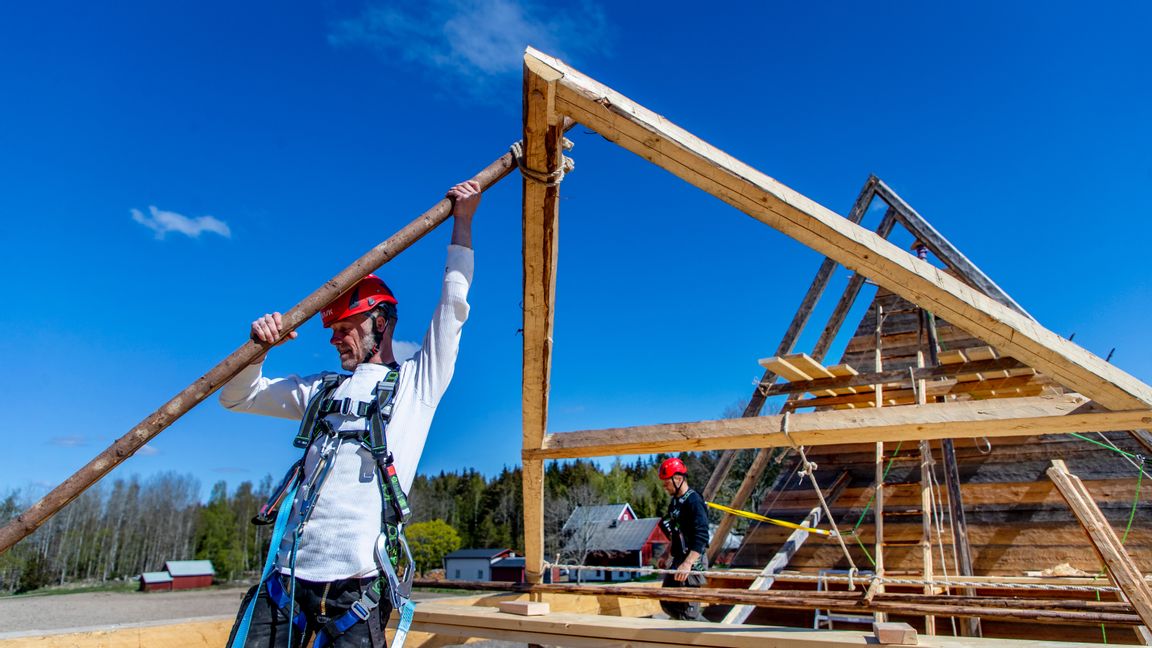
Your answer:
[320,274,398,327]
[658,457,688,481]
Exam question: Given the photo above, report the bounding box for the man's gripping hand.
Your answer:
[250,312,298,347]
[447,180,481,219]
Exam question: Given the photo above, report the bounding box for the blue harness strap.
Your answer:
[229,481,298,647]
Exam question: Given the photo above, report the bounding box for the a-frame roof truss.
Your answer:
[519,47,1152,590]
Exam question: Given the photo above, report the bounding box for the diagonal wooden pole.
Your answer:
[0,149,520,554]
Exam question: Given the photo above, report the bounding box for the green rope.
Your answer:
[1068,433,1142,460]
[853,442,904,532]
[854,533,876,567]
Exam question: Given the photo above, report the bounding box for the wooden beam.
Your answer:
[722,507,822,624]
[706,447,773,563]
[522,458,545,584]
[521,54,564,452]
[1047,459,1152,632]
[525,47,1152,412]
[410,601,1110,648]
[528,395,1152,459]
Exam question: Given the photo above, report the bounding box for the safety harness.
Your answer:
[232,367,416,648]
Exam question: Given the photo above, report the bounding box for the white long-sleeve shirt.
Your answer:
[219,245,472,581]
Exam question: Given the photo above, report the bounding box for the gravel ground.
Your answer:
[0,587,527,646]
[0,586,249,636]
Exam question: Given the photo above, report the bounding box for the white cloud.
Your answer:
[329,0,611,97]
[393,339,419,362]
[131,205,231,240]
[137,444,160,457]
[49,435,86,447]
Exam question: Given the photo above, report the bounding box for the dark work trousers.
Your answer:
[660,560,707,621]
[227,575,393,648]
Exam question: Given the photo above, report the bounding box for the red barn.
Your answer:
[164,560,215,590]
[138,571,173,592]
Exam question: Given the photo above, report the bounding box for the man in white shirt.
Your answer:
[221,181,480,647]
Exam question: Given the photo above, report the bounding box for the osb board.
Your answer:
[0,618,231,648]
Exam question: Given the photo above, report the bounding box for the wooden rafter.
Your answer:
[524,47,1152,412]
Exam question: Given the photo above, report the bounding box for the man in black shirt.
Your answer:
[657,457,710,621]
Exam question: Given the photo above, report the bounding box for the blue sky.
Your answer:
[1,1,1149,501]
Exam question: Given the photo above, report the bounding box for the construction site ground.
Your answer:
[0,586,521,646]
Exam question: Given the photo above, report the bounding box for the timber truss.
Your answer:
[514,47,1152,646]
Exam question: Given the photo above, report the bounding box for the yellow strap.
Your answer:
[706,501,835,537]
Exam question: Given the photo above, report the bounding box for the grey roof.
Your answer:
[493,557,525,568]
[164,560,215,577]
[445,548,512,560]
[565,517,664,554]
[140,571,173,583]
[561,504,635,533]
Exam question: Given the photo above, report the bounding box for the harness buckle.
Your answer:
[349,601,371,621]
[339,397,354,416]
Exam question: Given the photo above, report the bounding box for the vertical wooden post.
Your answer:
[923,301,981,637]
[916,349,936,636]
[873,304,887,623]
[521,55,564,584]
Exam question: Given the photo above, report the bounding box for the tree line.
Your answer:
[1,447,776,593]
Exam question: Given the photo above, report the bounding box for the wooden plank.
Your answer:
[527,47,1152,411]
[759,356,815,382]
[937,349,968,365]
[409,601,1108,647]
[1047,459,1152,631]
[526,395,1152,459]
[722,507,823,624]
[499,600,550,616]
[873,621,918,645]
[763,358,1027,397]
[521,55,564,452]
[790,354,837,379]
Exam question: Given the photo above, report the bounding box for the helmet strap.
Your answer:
[362,315,391,364]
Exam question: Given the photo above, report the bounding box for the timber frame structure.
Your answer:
[516,46,1152,646]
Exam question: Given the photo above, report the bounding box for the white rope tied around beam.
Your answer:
[509,138,575,187]
[778,411,859,581]
[540,563,1124,593]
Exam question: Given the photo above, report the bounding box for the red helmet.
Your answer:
[658,457,688,480]
[320,274,397,327]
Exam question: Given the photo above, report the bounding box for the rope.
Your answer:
[706,501,834,536]
[779,412,859,575]
[509,139,575,186]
